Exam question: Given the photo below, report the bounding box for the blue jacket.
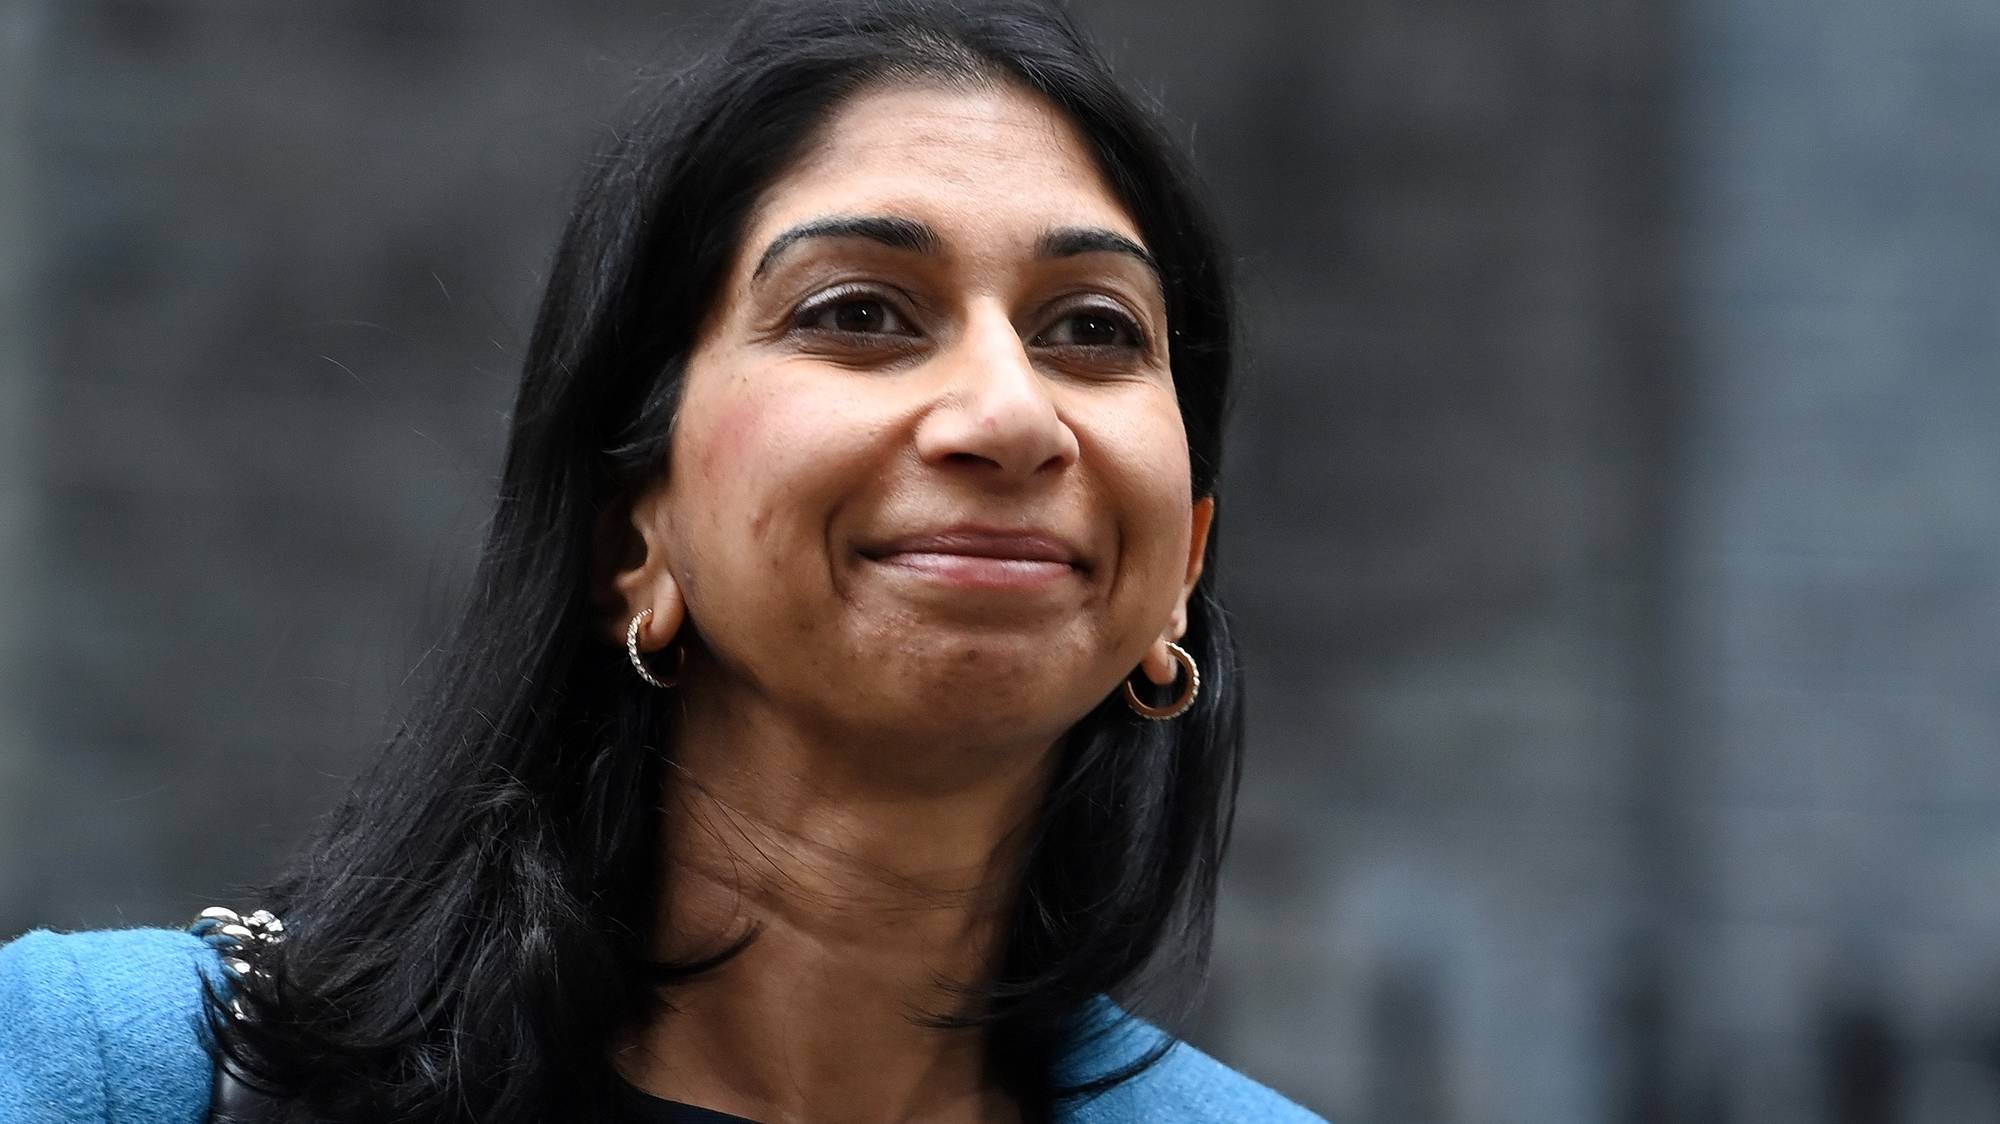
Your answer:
[0,928,1323,1123]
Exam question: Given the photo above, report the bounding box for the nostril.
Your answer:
[912,363,1079,476]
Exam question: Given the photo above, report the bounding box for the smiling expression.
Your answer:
[623,80,1212,755]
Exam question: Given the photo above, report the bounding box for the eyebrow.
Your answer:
[752,216,939,279]
[750,214,1162,288]
[1036,226,1161,286]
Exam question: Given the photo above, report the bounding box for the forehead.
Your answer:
[739,81,1146,256]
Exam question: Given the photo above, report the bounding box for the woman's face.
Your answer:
[624,81,1211,760]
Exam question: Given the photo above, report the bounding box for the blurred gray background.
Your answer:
[3,1,1997,1121]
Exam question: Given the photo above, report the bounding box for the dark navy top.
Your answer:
[617,1086,763,1124]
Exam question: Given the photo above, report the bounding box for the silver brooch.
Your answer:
[189,906,287,1016]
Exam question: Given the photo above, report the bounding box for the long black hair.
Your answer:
[210,2,1240,1120]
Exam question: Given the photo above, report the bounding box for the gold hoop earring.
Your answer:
[1123,641,1200,720]
[626,608,682,689]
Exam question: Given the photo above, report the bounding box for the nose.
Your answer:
[913,308,1079,480]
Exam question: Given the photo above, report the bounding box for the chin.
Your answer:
[843,655,1106,749]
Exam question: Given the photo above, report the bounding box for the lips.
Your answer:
[860,527,1085,568]
[858,525,1089,589]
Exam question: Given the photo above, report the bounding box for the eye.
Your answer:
[792,286,917,338]
[1033,304,1146,351]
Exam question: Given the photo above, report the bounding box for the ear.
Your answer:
[591,482,686,651]
[1141,495,1215,686]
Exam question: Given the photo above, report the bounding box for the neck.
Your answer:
[616,675,1057,1124]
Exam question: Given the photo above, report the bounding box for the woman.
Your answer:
[0,2,1321,1121]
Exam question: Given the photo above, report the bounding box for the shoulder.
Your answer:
[0,927,224,1124]
[1056,1007,1327,1124]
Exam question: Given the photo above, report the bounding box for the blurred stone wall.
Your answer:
[1157,2,1690,1120]
[1672,1,2000,1120]
[4,0,674,930]
[1,5,43,913]
[4,2,1998,1122]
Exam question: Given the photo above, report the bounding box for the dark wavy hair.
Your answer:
[209,1,1240,1120]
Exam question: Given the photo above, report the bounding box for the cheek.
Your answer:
[1090,392,1196,598]
[668,370,876,587]
[679,378,801,521]
[1112,397,1194,526]
[1135,461,1195,589]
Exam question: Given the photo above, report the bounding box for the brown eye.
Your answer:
[1036,307,1144,350]
[795,290,914,337]
[830,298,889,333]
